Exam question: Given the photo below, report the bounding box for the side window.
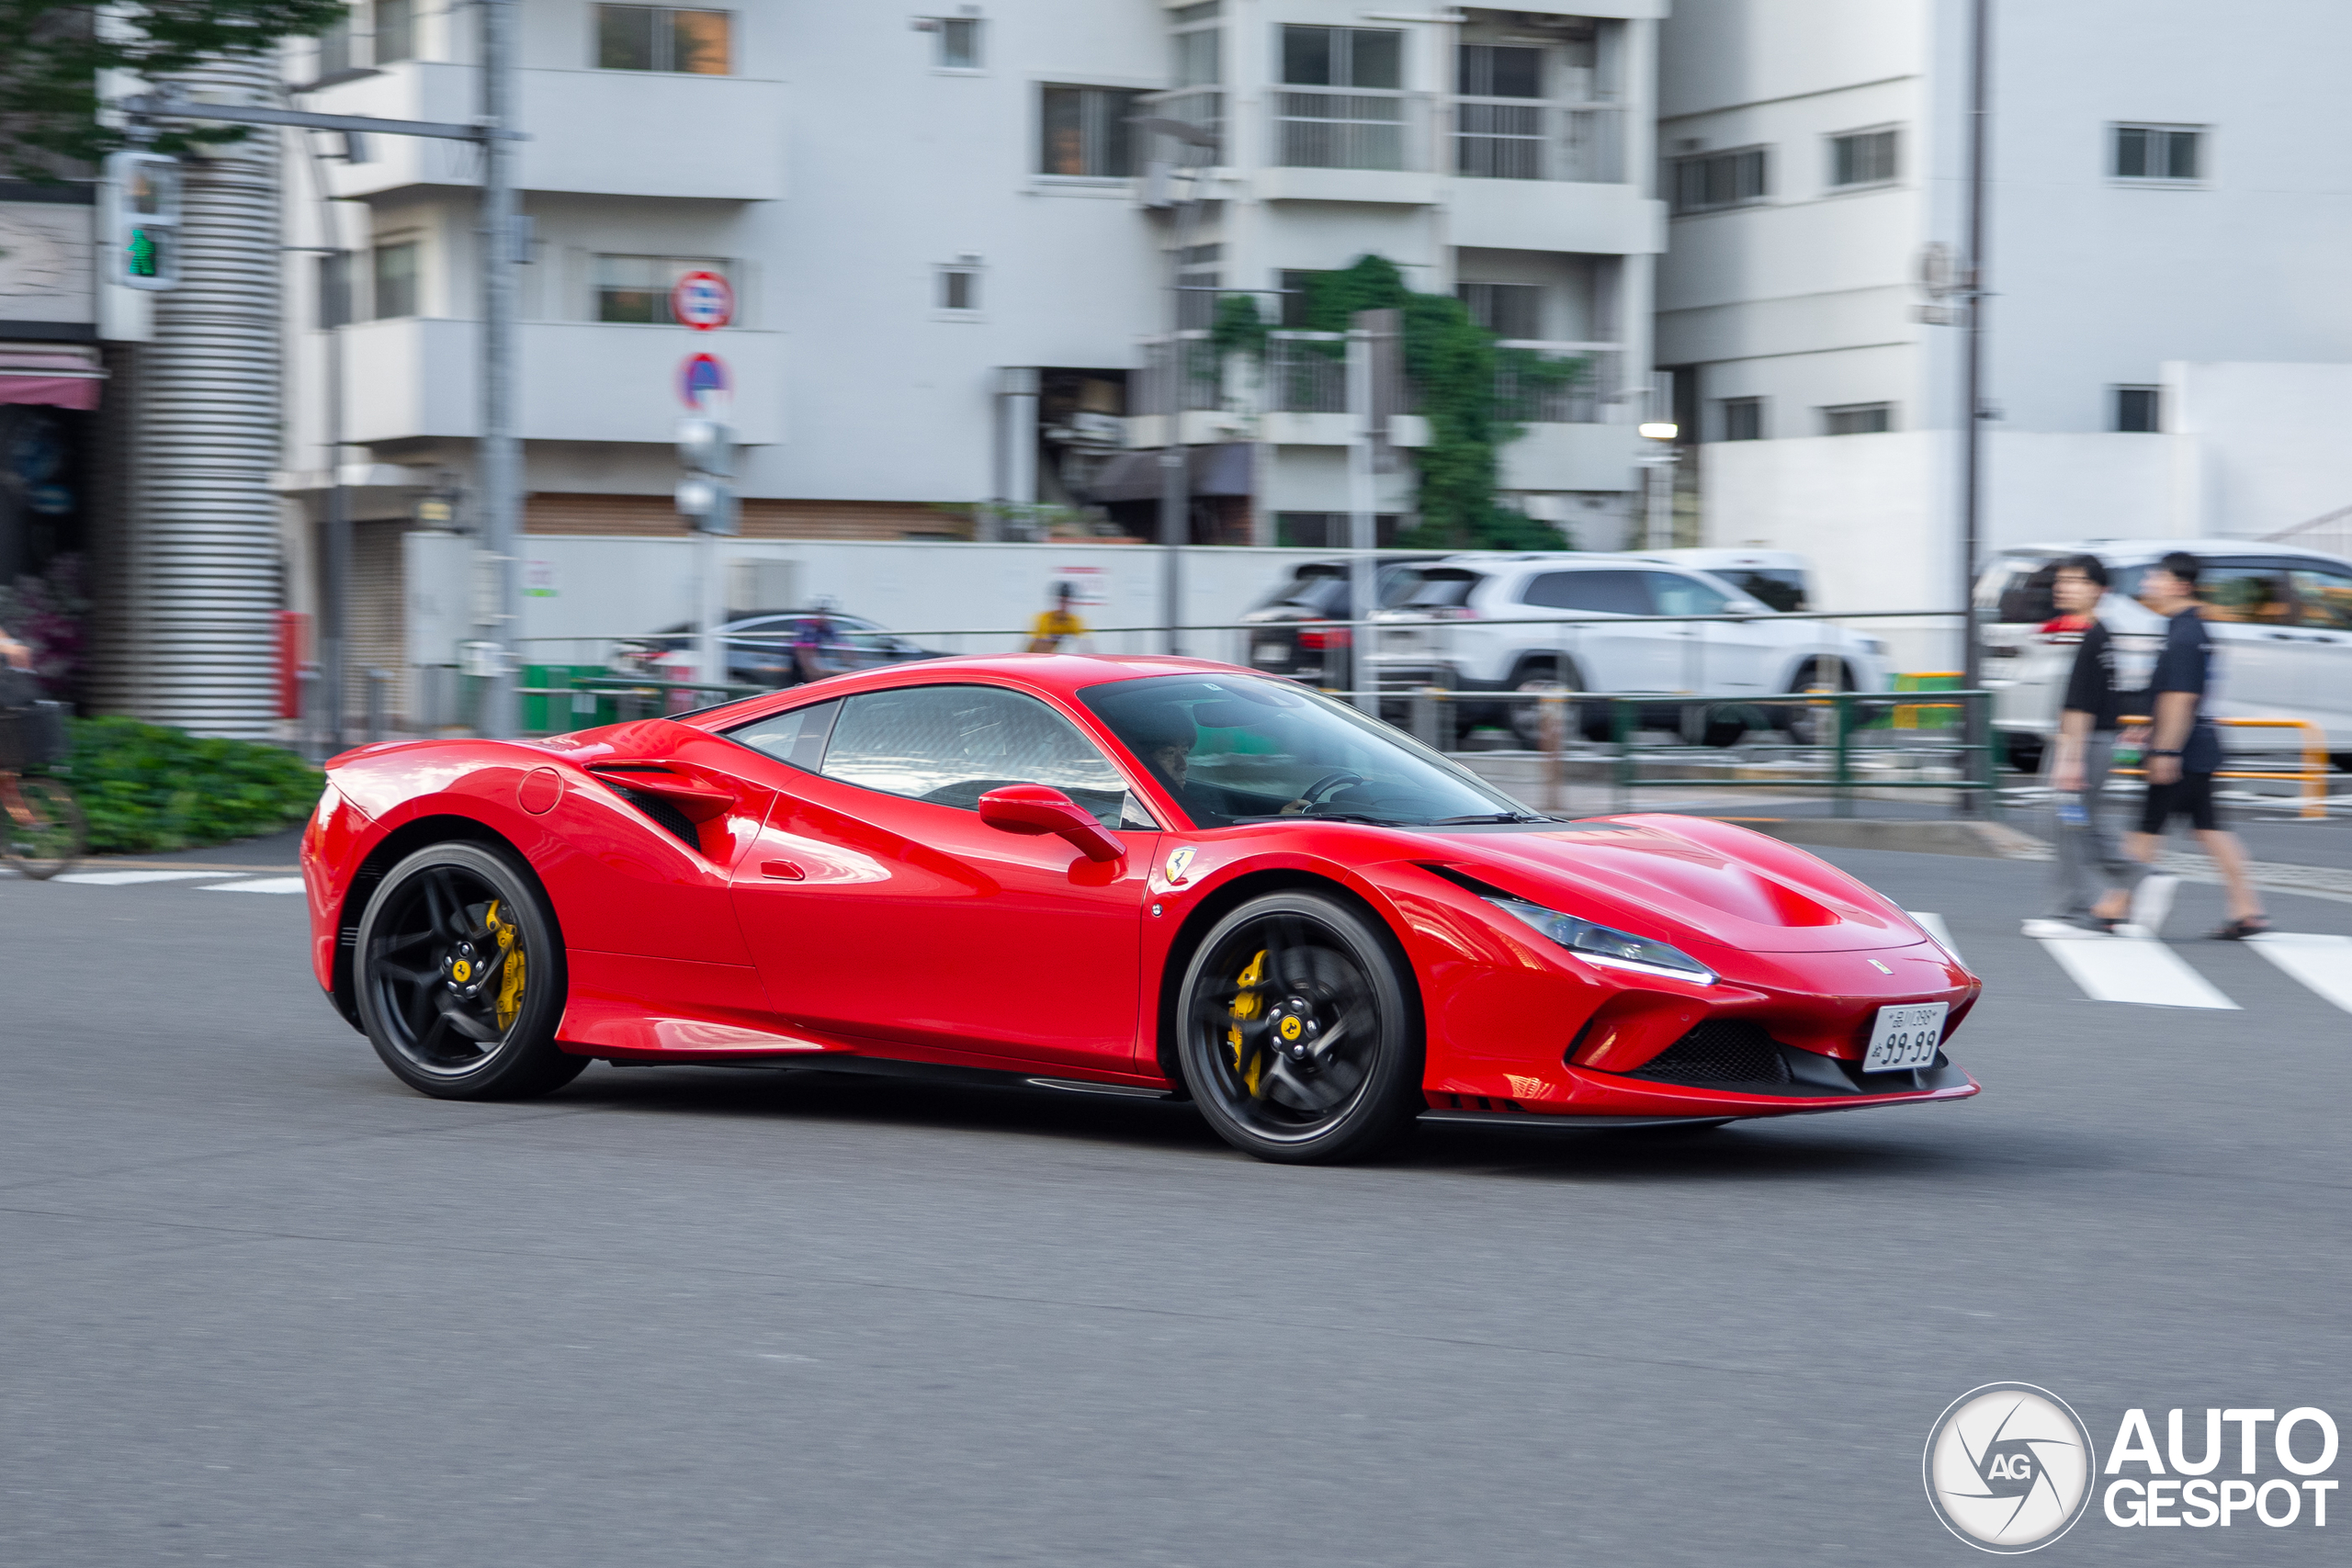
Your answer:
[2290,568,2352,631]
[728,699,839,773]
[1643,571,1731,616]
[1521,570,1653,614]
[2194,560,2293,624]
[819,685,1138,829]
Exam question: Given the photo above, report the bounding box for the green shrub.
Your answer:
[51,717,322,854]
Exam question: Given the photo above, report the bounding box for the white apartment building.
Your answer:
[276,0,1668,690]
[1657,0,2352,661]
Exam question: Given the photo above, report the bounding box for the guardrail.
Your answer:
[2111,713,2330,820]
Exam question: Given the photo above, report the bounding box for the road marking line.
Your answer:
[2037,935,2239,1010]
[53,870,222,886]
[1908,910,1964,965]
[2245,932,2352,1015]
[198,876,307,895]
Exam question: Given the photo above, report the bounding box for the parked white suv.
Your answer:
[1977,537,2352,767]
[1367,552,1892,746]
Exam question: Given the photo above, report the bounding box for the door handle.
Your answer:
[761,860,806,881]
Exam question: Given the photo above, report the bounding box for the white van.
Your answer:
[1976,538,2352,766]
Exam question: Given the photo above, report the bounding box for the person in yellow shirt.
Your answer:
[1027,581,1088,652]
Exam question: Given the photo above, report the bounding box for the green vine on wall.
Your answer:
[1219,255,1586,551]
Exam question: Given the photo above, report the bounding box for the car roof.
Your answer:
[1424,551,1703,575]
[676,652,1268,728]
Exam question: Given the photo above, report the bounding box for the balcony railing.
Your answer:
[1134,333,1226,415]
[1273,89,1430,172]
[1265,333,1348,413]
[1453,101,1623,184]
[1495,343,1621,424]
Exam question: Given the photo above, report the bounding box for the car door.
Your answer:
[1644,570,1774,694]
[1517,569,1682,691]
[726,683,1159,1075]
[2285,563,2352,746]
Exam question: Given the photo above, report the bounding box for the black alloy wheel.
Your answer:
[1177,891,1422,1164]
[354,842,585,1100]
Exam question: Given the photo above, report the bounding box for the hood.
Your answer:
[1427,815,1923,954]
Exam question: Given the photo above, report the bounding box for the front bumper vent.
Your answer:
[1625,1021,1792,1088]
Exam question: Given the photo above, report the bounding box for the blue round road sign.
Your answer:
[679,351,729,410]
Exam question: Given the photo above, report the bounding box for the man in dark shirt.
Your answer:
[2091,551,2267,938]
[2026,556,2144,935]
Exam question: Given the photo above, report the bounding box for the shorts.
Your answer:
[2138,772,2219,833]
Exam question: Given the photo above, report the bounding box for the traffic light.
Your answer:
[674,414,738,535]
[102,152,183,292]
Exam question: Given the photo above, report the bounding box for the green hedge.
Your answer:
[54,717,323,854]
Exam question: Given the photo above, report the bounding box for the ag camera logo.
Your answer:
[1924,1383,2096,1552]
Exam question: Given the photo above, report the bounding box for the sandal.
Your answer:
[2210,917,2270,941]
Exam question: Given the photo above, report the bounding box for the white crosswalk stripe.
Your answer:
[2034,932,2241,1010]
[198,876,307,895]
[2245,932,2352,1013]
[53,870,225,886]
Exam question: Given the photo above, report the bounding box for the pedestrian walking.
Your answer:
[2091,551,2268,939]
[2021,555,2147,937]
[1027,581,1088,652]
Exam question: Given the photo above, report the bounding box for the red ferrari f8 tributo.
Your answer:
[301,654,1979,1162]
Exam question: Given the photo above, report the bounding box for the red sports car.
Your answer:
[301,654,1980,1163]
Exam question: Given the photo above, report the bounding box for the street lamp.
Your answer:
[1637,416,1679,550]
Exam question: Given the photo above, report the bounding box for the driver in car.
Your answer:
[1136,713,1312,820]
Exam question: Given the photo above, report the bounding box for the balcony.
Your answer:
[1255,91,1440,204]
[338,318,782,446]
[311,62,785,202]
[1453,102,1623,183]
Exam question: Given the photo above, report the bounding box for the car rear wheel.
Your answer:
[1176,891,1422,1164]
[354,842,586,1100]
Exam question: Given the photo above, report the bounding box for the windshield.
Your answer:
[1078,672,1536,828]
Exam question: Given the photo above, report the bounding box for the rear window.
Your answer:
[1521,570,1653,615]
[1981,559,2060,625]
[1718,568,1806,612]
[1403,569,1481,609]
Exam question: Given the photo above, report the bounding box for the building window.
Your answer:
[1720,397,1763,441]
[1829,127,1898,187]
[2114,386,2161,433]
[371,240,419,320]
[1457,282,1544,341]
[1039,85,1139,177]
[317,253,354,330]
[1668,146,1768,214]
[1821,402,1892,436]
[2113,123,2200,181]
[318,10,355,77]
[373,0,415,63]
[927,15,982,70]
[1277,26,1405,170]
[1281,25,1401,89]
[1456,43,1541,99]
[595,6,731,74]
[938,265,980,312]
[1172,7,1219,86]
[594,254,729,323]
[1177,243,1220,332]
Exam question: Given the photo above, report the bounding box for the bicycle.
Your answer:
[0,700,84,880]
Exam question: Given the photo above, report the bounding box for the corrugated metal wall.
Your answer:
[85,57,283,737]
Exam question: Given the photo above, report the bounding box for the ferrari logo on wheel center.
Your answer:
[1279,1016,1302,1042]
[451,959,473,983]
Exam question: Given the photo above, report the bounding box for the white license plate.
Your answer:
[1862,1002,1947,1073]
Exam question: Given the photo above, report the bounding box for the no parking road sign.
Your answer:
[679,351,730,412]
[671,269,734,331]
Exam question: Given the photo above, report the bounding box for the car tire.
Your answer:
[1506,662,1583,749]
[354,841,587,1101]
[1784,662,1855,745]
[1175,891,1423,1165]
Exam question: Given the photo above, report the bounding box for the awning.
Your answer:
[0,344,106,411]
[1084,442,1254,503]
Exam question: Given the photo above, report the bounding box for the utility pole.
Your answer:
[476,0,523,737]
[1959,0,1991,812]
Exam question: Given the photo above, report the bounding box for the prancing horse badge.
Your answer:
[1163,847,1196,886]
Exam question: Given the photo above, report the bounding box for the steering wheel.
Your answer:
[1298,770,1366,807]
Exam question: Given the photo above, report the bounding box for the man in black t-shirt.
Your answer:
[2026,556,2145,935]
[2090,551,2267,938]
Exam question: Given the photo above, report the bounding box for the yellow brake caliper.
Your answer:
[485,900,527,1031]
[1228,950,1266,1095]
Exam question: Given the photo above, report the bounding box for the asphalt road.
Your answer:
[3,845,2346,1566]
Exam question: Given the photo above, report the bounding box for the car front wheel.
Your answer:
[354,842,586,1100]
[1176,891,1423,1164]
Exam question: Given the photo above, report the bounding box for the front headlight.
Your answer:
[1482,896,1717,985]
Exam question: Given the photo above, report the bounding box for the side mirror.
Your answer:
[978,784,1125,863]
